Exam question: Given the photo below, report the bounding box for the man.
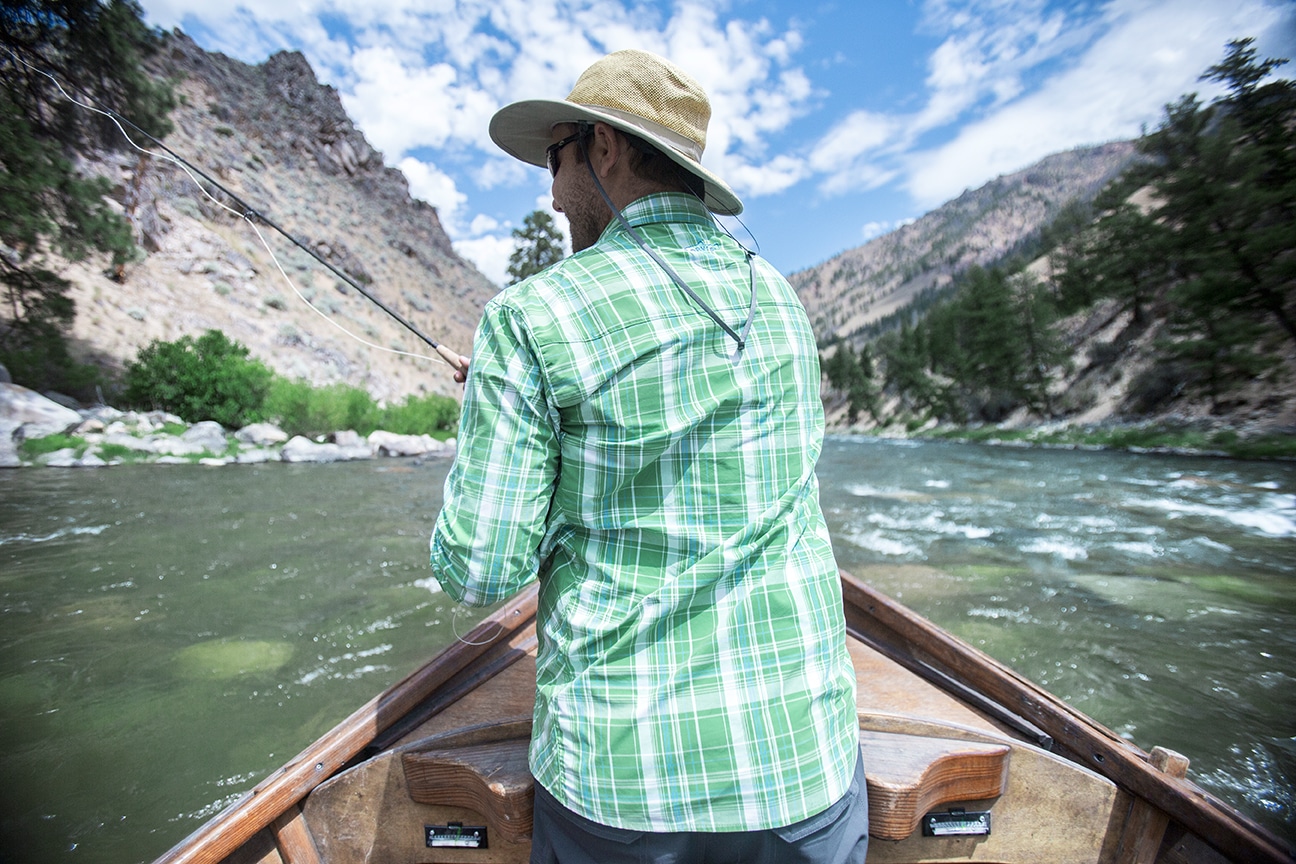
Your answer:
[429,49,866,864]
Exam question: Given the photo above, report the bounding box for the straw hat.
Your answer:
[489,49,743,216]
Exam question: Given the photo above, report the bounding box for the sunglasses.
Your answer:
[546,128,587,178]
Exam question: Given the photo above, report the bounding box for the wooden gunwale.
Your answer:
[149,572,1294,864]
[838,570,1294,864]
[150,585,540,864]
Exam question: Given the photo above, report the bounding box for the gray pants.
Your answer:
[530,749,869,864]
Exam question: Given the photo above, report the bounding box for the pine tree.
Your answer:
[1139,40,1294,400]
[1,0,174,394]
[506,210,565,285]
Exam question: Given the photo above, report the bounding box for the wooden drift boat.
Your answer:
[151,572,1294,864]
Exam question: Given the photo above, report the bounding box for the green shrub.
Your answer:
[380,393,460,435]
[264,379,379,438]
[122,330,272,428]
[262,380,460,438]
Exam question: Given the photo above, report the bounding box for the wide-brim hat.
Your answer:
[489,49,743,216]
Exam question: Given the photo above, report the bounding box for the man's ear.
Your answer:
[591,122,624,179]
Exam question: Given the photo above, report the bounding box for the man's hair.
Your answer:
[623,132,706,199]
[573,124,704,199]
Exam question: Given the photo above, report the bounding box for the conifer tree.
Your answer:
[506,210,565,285]
[1,0,174,393]
[1141,39,1294,399]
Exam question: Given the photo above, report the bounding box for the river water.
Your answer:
[1,438,1293,862]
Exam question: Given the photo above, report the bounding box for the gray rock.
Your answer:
[182,421,229,454]
[151,436,207,457]
[281,436,346,463]
[331,429,374,459]
[1,382,81,441]
[368,430,446,457]
[75,418,106,435]
[103,432,162,453]
[78,452,108,468]
[236,422,289,447]
[37,448,81,467]
[0,437,19,468]
[42,391,82,410]
[235,448,278,464]
[147,410,186,427]
[85,406,124,424]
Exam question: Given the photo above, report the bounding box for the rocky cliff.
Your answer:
[62,32,496,402]
[791,142,1139,343]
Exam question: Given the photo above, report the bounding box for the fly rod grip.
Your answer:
[435,343,467,371]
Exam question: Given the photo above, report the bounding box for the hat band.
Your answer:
[573,103,705,163]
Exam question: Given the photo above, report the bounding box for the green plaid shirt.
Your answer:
[430,193,858,832]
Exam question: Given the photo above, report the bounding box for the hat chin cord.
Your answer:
[579,130,756,364]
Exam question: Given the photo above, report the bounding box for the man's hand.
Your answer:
[434,344,470,383]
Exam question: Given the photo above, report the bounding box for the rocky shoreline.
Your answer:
[0,382,453,469]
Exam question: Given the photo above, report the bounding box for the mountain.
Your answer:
[33,35,1290,436]
[60,32,497,403]
[790,141,1139,344]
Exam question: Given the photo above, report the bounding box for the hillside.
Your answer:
[791,141,1139,344]
[58,32,497,402]
[18,33,1293,440]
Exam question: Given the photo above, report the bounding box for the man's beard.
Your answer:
[564,166,613,253]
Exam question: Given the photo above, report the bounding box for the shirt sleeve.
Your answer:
[429,300,559,606]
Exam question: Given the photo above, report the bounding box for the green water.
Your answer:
[1,440,1293,862]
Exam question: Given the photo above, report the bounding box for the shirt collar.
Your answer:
[600,192,714,242]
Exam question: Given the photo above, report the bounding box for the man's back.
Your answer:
[433,192,858,833]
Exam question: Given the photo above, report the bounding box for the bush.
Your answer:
[380,393,460,435]
[263,381,460,438]
[264,379,379,438]
[122,330,272,427]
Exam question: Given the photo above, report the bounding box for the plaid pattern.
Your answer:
[430,193,858,832]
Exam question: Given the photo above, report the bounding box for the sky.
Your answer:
[135,0,1296,285]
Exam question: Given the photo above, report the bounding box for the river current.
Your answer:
[1,438,1293,861]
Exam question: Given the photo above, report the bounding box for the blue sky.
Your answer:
[137,0,1295,285]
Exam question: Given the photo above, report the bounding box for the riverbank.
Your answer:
[825,407,1296,461]
[0,382,453,468]
[917,422,1296,461]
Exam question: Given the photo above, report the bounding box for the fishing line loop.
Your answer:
[450,605,504,647]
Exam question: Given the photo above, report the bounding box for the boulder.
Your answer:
[182,421,229,454]
[1,382,81,441]
[150,435,207,457]
[75,418,107,435]
[37,448,81,467]
[42,391,82,410]
[368,430,447,457]
[330,429,374,458]
[281,435,347,463]
[103,432,158,453]
[236,422,289,447]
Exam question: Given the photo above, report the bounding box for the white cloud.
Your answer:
[397,157,467,229]
[810,110,901,174]
[455,234,515,287]
[862,218,915,242]
[903,0,1293,207]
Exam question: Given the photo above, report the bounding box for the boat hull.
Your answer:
[151,572,1293,864]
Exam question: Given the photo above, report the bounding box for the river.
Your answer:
[1,438,1293,862]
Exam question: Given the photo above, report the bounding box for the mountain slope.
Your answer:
[791,141,1139,344]
[61,32,496,402]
